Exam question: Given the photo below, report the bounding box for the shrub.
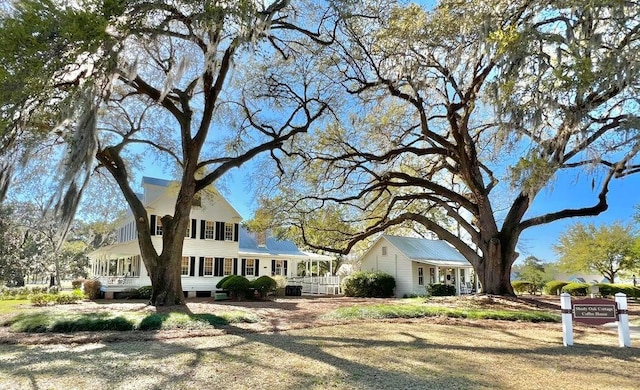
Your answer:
[561,282,589,296]
[597,284,640,298]
[216,275,235,289]
[47,286,60,295]
[544,280,569,295]
[71,279,83,289]
[512,280,533,295]
[251,276,277,299]
[221,275,252,300]
[272,275,287,296]
[83,279,102,299]
[136,286,153,300]
[342,271,396,298]
[30,294,54,306]
[426,283,456,297]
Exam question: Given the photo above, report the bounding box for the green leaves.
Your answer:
[554,222,639,282]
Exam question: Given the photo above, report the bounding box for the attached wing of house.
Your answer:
[359,235,476,297]
[89,176,337,298]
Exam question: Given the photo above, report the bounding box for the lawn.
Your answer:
[0,295,637,389]
[0,320,638,390]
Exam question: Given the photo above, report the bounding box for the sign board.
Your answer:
[572,298,617,325]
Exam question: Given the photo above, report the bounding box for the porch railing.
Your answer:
[96,276,141,288]
[288,276,342,295]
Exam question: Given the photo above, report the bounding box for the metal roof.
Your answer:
[238,228,308,257]
[142,176,174,187]
[383,235,472,266]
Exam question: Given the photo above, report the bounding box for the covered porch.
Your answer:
[415,259,478,296]
[289,252,342,295]
[89,242,147,291]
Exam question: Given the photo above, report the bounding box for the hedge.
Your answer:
[426,283,456,297]
[342,271,396,298]
[221,275,252,300]
[544,280,569,295]
[561,282,589,296]
[596,283,640,298]
[251,276,277,299]
[511,280,533,295]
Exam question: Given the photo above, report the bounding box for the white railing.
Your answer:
[97,276,141,288]
[289,276,342,295]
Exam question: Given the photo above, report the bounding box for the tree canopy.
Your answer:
[0,0,335,305]
[254,0,640,295]
[554,222,640,283]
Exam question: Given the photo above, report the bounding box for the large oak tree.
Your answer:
[0,0,334,305]
[257,0,640,295]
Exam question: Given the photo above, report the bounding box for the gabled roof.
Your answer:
[238,228,308,258]
[381,235,472,267]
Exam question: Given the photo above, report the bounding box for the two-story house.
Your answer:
[89,177,335,298]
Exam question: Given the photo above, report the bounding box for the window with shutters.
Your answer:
[223,258,233,276]
[245,259,255,276]
[204,221,215,239]
[203,257,213,276]
[273,260,286,276]
[224,223,234,241]
[181,256,189,276]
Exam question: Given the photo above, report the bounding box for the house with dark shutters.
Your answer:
[89,177,327,298]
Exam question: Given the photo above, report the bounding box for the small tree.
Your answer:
[515,256,550,295]
[554,222,640,283]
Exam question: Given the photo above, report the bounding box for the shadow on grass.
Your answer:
[3,310,249,333]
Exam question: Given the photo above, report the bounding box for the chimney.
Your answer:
[257,231,267,247]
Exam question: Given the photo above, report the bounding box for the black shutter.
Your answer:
[191,219,197,239]
[284,260,288,276]
[214,258,223,276]
[150,215,156,236]
[241,259,246,276]
[199,257,205,276]
[255,259,260,276]
[271,259,276,276]
[215,221,224,241]
[233,258,238,275]
[189,257,195,277]
[234,224,239,242]
[200,220,206,239]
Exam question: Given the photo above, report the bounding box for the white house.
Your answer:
[89,177,339,298]
[359,235,475,297]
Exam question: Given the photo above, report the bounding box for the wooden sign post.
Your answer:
[560,292,631,347]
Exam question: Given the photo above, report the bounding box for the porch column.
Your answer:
[455,268,461,296]
[475,271,480,293]
[434,266,440,284]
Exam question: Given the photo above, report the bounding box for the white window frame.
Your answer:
[381,246,387,256]
[203,257,213,276]
[418,266,424,286]
[185,223,191,239]
[181,256,190,276]
[205,221,215,239]
[274,260,285,276]
[245,259,255,276]
[156,218,163,236]
[224,223,234,241]
[223,258,233,276]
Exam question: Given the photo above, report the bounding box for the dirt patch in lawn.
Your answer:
[1,294,633,345]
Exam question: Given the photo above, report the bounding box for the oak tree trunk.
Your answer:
[476,237,517,296]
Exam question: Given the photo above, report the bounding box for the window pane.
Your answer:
[204,257,213,276]
[245,259,254,275]
[223,258,233,275]
[156,218,163,236]
[224,223,234,241]
[205,221,215,239]
[181,256,189,276]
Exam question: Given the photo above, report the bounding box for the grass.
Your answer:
[323,302,561,323]
[0,299,30,315]
[2,310,258,332]
[0,321,637,390]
